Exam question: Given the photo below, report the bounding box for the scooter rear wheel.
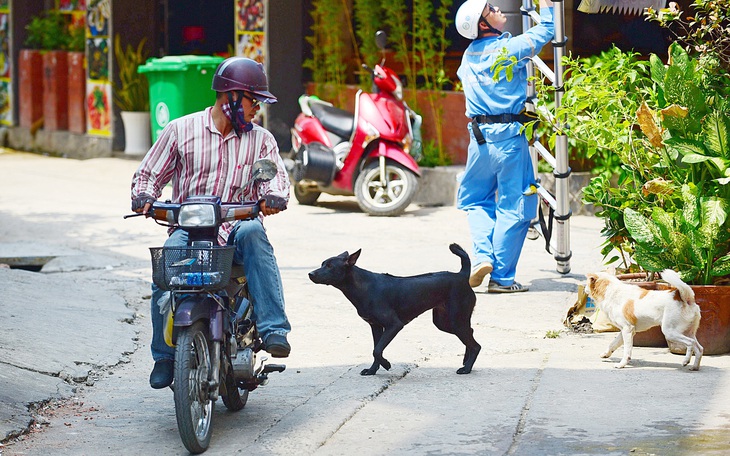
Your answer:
[355,160,418,216]
[294,183,321,205]
[174,321,214,454]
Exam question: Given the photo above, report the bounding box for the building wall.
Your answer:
[267,0,304,153]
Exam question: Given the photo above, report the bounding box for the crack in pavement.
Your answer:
[316,363,414,449]
[506,353,549,456]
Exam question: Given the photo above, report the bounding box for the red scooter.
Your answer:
[286,31,422,216]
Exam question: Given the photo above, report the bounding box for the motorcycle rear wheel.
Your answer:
[221,367,249,411]
[354,160,418,216]
[174,321,214,454]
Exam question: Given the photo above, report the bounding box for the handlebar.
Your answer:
[123,200,262,225]
[221,202,260,221]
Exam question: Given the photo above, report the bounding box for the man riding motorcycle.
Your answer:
[131,57,292,389]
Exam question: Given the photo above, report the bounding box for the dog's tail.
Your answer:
[661,269,696,305]
[449,243,471,279]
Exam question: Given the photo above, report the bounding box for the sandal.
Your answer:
[488,280,528,293]
[469,262,493,287]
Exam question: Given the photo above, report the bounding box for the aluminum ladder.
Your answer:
[521,0,572,274]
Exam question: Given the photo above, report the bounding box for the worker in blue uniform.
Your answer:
[455,0,554,293]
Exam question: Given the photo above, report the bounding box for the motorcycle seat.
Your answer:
[310,102,355,140]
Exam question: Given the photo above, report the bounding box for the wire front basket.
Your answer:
[150,246,235,291]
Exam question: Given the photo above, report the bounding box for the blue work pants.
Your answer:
[457,125,537,286]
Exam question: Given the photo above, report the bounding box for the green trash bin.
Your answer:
[138,55,225,142]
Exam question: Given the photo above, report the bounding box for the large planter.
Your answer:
[413,166,461,207]
[42,50,69,131]
[120,111,152,155]
[19,50,43,128]
[671,285,730,356]
[67,52,86,134]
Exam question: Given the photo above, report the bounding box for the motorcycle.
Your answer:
[125,160,285,454]
[286,30,422,216]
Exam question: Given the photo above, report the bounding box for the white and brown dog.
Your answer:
[585,269,703,370]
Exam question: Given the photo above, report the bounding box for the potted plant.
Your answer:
[566,0,730,354]
[112,35,151,155]
[67,19,87,134]
[19,10,67,129]
[25,10,73,131]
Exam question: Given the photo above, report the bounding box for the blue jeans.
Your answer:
[150,219,291,362]
[457,128,537,286]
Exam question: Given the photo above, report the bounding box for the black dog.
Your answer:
[309,243,481,375]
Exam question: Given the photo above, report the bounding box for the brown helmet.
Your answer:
[211,57,277,104]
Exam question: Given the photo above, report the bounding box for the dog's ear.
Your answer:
[586,273,597,287]
[347,249,361,266]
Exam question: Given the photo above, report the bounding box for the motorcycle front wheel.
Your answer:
[174,321,214,454]
[354,160,419,216]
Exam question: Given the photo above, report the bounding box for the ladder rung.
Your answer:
[533,141,556,169]
[531,56,555,83]
[537,185,557,209]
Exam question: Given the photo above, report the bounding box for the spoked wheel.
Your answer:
[354,160,419,216]
[221,367,249,411]
[174,321,214,454]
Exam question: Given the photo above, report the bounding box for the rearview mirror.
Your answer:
[375,30,387,50]
[252,159,278,183]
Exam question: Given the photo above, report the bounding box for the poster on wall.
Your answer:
[236,0,265,62]
[0,5,11,126]
[85,0,111,137]
[86,83,111,134]
[59,0,87,11]
[235,0,267,126]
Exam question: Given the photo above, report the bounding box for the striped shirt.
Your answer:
[131,107,290,245]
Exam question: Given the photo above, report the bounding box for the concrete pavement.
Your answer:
[1,148,730,455]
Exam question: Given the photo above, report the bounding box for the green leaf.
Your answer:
[651,206,673,242]
[649,53,667,87]
[666,137,709,156]
[624,208,662,252]
[682,184,700,228]
[698,197,728,245]
[701,197,728,228]
[704,110,730,159]
[634,245,669,271]
[711,254,730,277]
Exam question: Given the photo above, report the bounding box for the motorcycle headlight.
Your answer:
[178,203,217,228]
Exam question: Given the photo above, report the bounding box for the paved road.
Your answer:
[1,149,729,455]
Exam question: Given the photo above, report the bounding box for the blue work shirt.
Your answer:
[457,7,554,138]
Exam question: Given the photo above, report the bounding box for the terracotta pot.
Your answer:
[67,52,86,134]
[670,285,730,356]
[19,50,44,128]
[43,50,69,131]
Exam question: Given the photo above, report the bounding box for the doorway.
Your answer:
[163,0,235,56]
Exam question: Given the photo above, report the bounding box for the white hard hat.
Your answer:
[455,0,489,40]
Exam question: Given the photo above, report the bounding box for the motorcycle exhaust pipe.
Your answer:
[232,347,256,381]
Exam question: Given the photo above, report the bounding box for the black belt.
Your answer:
[472,113,534,124]
[470,112,536,145]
